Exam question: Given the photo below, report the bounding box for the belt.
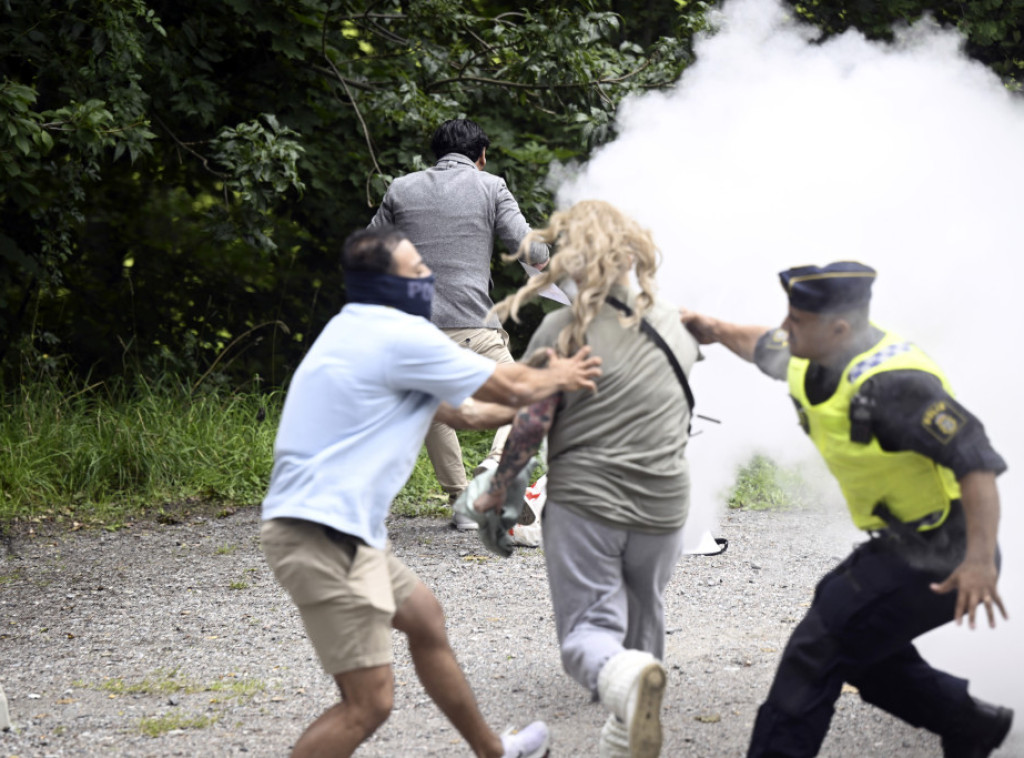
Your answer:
[322,526,364,558]
[870,500,962,541]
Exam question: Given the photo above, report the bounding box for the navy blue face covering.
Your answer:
[345,271,436,320]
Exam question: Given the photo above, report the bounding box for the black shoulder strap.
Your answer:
[605,296,695,413]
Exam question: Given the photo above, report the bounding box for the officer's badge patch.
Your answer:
[765,328,789,351]
[921,400,966,444]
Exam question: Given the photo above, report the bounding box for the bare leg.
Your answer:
[290,665,393,758]
[393,582,505,758]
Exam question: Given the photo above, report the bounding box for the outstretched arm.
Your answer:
[433,398,516,430]
[472,346,601,407]
[473,395,558,514]
[930,470,1007,628]
[494,181,550,268]
[679,307,769,363]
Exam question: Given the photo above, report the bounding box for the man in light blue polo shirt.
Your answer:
[261,225,601,758]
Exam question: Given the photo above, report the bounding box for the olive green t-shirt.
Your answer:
[524,285,699,532]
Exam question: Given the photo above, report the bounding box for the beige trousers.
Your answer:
[426,327,514,500]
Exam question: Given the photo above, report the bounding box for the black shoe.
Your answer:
[941,699,1013,758]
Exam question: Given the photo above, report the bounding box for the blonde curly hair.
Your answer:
[492,199,661,355]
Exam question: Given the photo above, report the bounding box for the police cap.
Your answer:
[779,261,876,313]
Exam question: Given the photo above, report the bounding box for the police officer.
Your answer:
[681,261,1012,758]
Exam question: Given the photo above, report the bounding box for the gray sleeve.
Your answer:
[367,191,394,228]
[753,329,791,381]
[493,180,549,265]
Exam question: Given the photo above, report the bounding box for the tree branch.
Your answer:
[464,26,497,56]
[367,17,409,46]
[151,113,229,179]
[430,54,658,93]
[331,13,406,21]
[308,63,380,90]
[430,65,654,91]
[321,7,386,207]
[190,320,290,396]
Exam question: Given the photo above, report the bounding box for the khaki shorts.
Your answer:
[261,518,419,675]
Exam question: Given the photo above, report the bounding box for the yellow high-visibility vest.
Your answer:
[788,329,961,532]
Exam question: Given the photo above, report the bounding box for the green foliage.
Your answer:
[455,429,496,469]
[0,377,505,526]
[89,668,265,698]
[727,454,812,511]
[2,0,1022,388]
[0,377,279,527]
[391,429,495,516]
[138,713,218,737]
[77,668,263,737]
[1,0,705,386]
[786,0,1024,86]
[390,428,545,518]
[212,115,305,212]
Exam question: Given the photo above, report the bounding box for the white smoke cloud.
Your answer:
[556,0,1023,741]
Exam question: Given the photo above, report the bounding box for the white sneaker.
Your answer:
[500,720,550,758]
[472,456,499,480]
[597,650,666,758]
[451,510,479,531]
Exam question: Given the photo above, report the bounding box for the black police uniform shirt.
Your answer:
[753,327,1006,480]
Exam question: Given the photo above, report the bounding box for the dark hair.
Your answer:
[430,118,491,162]
[341,226,408,274]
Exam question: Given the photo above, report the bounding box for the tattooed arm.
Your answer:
[473,394,559,514]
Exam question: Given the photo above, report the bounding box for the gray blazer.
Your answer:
[369,153,549,329]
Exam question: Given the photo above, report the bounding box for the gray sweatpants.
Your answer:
[542,500,685,695]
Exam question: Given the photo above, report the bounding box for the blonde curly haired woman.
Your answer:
[474,200,700,758]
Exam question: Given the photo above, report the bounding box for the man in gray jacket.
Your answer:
[368,119,549,529]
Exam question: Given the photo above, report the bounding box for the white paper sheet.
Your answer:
[520,262,572,306]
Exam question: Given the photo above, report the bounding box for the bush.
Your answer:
[727,454,811,511]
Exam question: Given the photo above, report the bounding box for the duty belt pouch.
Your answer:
[871,501,964,575]
[849,393,874,444]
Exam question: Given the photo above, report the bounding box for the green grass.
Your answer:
[0,378,505,528]
[0,377,280,528]
[82,669,266,699]
[2,376,800,529]
[139,713,219,737]
[727,454,812,511]
[391,429,494,517]
[75,669,263,737]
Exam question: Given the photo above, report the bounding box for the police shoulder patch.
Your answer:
[765,328,789,351]
[921,400,967,444]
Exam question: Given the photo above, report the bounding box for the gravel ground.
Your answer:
[1,504,1020,757]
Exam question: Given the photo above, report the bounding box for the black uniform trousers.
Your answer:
[747,503,990,757]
